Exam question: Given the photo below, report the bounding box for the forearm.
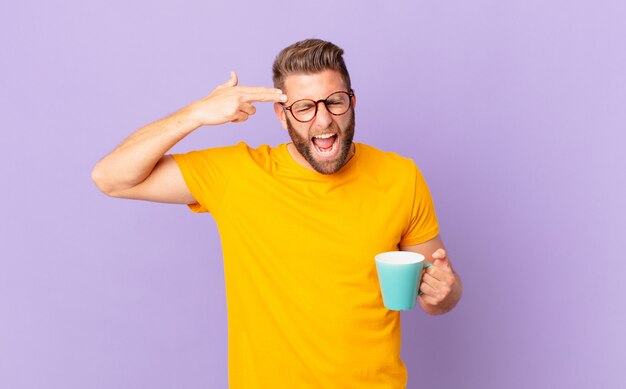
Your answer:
[92,107,199,193]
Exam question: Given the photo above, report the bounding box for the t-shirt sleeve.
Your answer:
[399,162,440,246]
[170,143,244,214]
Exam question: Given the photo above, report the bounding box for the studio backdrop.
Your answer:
[1,1,625,388]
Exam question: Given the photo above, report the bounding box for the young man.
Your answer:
[92,39,462,388]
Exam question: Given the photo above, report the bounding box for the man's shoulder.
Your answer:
[182,141,271,159]
[172,142,265,174]
[356,143,417,172]
[173,142,288,174]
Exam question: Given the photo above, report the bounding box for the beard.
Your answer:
[286,109,355,175]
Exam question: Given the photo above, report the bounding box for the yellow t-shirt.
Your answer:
[172,142,439,388]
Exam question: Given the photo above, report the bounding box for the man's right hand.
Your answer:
[183,71,287,126]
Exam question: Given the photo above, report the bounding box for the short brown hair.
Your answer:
[272,39,352,93]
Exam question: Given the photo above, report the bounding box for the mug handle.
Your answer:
[417,262,433,296]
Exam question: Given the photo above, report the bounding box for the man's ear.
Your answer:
[351,93,356,110]
[274,103,288,130]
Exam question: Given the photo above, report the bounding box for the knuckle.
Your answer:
[229,104,241,114]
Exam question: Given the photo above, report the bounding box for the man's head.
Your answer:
[272,39,356,175]
[272,39,352,93]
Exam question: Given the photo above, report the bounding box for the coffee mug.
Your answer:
[375,251,432,310]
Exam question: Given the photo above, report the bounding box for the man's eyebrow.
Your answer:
[292,91,347,101]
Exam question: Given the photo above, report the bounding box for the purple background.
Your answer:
[1,1,625,388]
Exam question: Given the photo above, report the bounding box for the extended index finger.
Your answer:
[238,86,283,94]
[238,87,286,102]
[244,92,288,103]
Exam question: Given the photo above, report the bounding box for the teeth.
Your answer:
[313,133,336,139]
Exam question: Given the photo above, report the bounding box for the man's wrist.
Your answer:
[171,105,204,135]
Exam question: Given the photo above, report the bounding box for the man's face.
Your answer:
[275,69,356,175]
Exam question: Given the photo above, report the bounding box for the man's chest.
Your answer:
[217,173,411,269]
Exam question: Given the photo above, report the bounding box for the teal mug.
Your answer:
[374,251,432,310]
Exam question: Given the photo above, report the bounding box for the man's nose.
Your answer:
[313,101,333,128]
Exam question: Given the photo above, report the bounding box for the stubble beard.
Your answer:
[286,109,356,175]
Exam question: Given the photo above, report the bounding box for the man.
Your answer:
[92,39,462,388]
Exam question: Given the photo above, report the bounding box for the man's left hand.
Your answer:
[418,249,462,315]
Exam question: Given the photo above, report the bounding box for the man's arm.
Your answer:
[91,71,287,203]
[400,235,463,315]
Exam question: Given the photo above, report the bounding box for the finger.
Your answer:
[432,250,452,270]
[427,265,455,280]
[432,248,447,260]
[418,280,436,295]
[422,272,442,286]
[231,111,248,123]
[243,92,288,103]
[425,265,442,280]
[239,103,256,116]
[218,71,238,89]
[433,259,452,270]
[229,71,238,86]
[238,86,284,95]
[425,267,451,283]
[425,270,456,293]
[419,294,439,306]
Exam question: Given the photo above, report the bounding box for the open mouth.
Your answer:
[311,133,339,157]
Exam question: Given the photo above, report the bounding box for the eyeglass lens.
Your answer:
[291,92,351,122]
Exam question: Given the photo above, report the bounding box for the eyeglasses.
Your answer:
[281,91,355,123]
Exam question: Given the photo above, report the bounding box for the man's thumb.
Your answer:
[220,71,238,88]
[432,249,451,268]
